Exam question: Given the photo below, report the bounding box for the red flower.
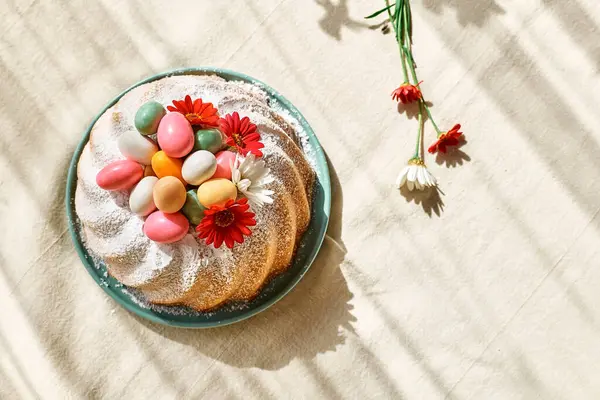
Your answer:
[428,124,464,154]
[196,198,256,249]
[219,112,264,157]
[391,82,422,104]
[167,95,219,126]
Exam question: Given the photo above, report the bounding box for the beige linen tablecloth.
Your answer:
[2,0,600,398]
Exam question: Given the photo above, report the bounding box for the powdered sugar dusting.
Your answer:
[272,102,320,177]
[74,74,316,315]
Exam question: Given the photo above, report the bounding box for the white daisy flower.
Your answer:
[231,153,275,208]
[396,158,437,191]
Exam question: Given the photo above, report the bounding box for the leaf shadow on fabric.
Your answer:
[540,0,600,73]
[1,149,90,398]
[423,0,504,27]
[138,154,356,370]
[315,0,370,40]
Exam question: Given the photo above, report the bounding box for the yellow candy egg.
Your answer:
[153,176,187,213]
[151,150,184,184]
[197,178,237,208]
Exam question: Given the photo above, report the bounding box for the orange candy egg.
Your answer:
[151,150,184,184]
[153,176,187,213]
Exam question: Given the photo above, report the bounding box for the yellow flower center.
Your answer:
[231,133,244,148]
[185,113,201,122]
[408,158,425,166]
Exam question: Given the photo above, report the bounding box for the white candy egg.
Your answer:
[118,130,158,165]
[182,150,217,186]
[129,176,158,216]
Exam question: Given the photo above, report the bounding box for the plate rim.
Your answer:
[65,67,331,328]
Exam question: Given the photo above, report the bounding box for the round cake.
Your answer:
[75,74,315,311]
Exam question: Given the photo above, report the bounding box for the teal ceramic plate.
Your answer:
[66,68,331,328]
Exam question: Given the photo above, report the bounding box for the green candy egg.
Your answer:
[135,101,166,135]
[181,190,206,225]
[193,128,224,154]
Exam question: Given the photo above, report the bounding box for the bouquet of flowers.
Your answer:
[367,0,465,192]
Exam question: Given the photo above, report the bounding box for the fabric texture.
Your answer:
[1,0,600,398]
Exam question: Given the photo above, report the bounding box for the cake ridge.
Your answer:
[75,75,315,311]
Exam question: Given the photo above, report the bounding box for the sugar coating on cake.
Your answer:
[75,75,315,311]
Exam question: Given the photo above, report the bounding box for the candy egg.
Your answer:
[129,176,158,216]
[181,190,206,225]
[212,150,237,180]
[135,101,166,135]
[197,178,237,208]
[157,112,194,158]
[153,176,187,213]
[117,130,158,165]
[193,128,223,154]
[182,150,217,186]
[143,211,189,244]
[96,160,143,191]
[151,151,184,183]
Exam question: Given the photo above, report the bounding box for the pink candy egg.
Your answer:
[212,150,237,180]
[96,160,143,191]
[157,112,194,158]
[143,211,189,243]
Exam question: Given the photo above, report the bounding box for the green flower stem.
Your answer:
[386,0,410,83]
[400,50,409,83]
[403,49,420,86]
[401,1,429,152]
[401,0,415,83]
[400,1,443,137]
[399,2,410,83]
[414,100,424,159]
[422,101,443,136]
[383,0,442,150]
[384,0,394,26]
[406,55,443,136]
[402,0,411,48]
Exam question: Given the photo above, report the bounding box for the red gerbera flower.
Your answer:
[167,95,219,126]
[428,124,464,154]
[391,82,423,104]
[218,112,264,157]
[196,198,256,249]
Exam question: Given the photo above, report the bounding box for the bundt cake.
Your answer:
[74,74,315,311]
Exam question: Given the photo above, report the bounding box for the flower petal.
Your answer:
[185,95,193,110]
[214,231,225,248]
[224,235,234,249]
[407,165,417,183]
[425,170,437,186]
[238,178,251,192]
[428,140,440,154]
[229,226,244,243]
[396,166,410,187]
[243,133,261,142]
[231,112,240,133]
[417,167,427,186]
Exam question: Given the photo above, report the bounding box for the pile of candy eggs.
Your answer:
[95,100,240,244]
